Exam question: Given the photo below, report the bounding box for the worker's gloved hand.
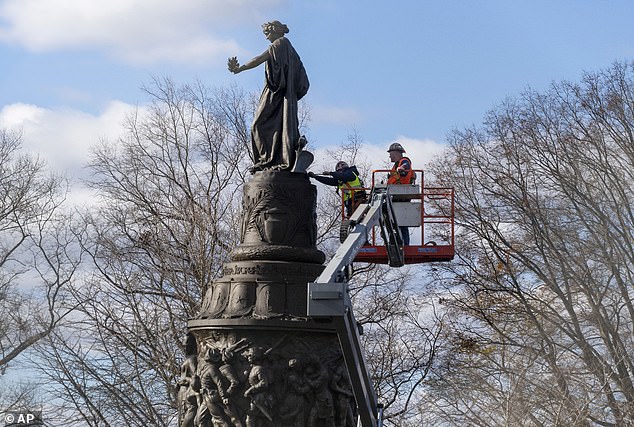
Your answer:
[307,171,315,178]
[322,171,330,175]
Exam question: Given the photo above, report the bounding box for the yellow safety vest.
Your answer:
[337,173,364,201]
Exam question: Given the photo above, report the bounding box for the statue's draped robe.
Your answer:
[251,36,309,171]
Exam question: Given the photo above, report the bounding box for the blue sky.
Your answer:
[1,0,633,182]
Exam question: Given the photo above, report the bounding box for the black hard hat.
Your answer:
[335,161,349,171]
[387,143,405,153]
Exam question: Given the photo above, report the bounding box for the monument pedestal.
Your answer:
[180,171,356,427]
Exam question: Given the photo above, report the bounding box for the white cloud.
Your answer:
[0,102,45,128]
[0,101,135,177]
[0,101,138,207]
[0,0,283,65]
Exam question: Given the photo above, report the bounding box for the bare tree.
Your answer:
[352,266,443,426]
[34,78,254,426]
[0,129,77,371]
[423,61,634,426]
[0,129,81,420]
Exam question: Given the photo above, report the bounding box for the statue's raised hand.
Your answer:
[227,57,240,74]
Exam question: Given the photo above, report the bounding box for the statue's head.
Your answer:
[262,20,289,40]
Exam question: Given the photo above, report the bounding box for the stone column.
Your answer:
[180,171,356,427]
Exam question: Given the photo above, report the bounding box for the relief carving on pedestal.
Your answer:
[177,332,357,427]
[198,261,324,320]
[253,281,285,318]
[230,172,324,264]
[199,280,231,319]
[241,183,313,247]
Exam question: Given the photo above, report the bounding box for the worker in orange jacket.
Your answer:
[387,143,414,185]
[387,143,413,245]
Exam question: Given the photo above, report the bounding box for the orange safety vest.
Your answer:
[387,157,414,184]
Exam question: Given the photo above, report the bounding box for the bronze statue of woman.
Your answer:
[228,21,309,172]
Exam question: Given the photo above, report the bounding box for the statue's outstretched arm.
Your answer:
[228,50,270,74]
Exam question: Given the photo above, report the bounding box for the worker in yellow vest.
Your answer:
[309,161,367,217]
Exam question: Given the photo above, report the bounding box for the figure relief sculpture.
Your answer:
[305,356,336,427]
[243,346,275,427]
[197,345,235,427]
[279,358,310,426]
[177,335,200,427]
[228,20,309,172]
[218,339,250,397]
[330,363,356,427]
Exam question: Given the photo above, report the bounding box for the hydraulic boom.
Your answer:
[307,187,403,427]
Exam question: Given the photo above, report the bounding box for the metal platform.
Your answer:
[355,243,455,264]
[341,170,455,265]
